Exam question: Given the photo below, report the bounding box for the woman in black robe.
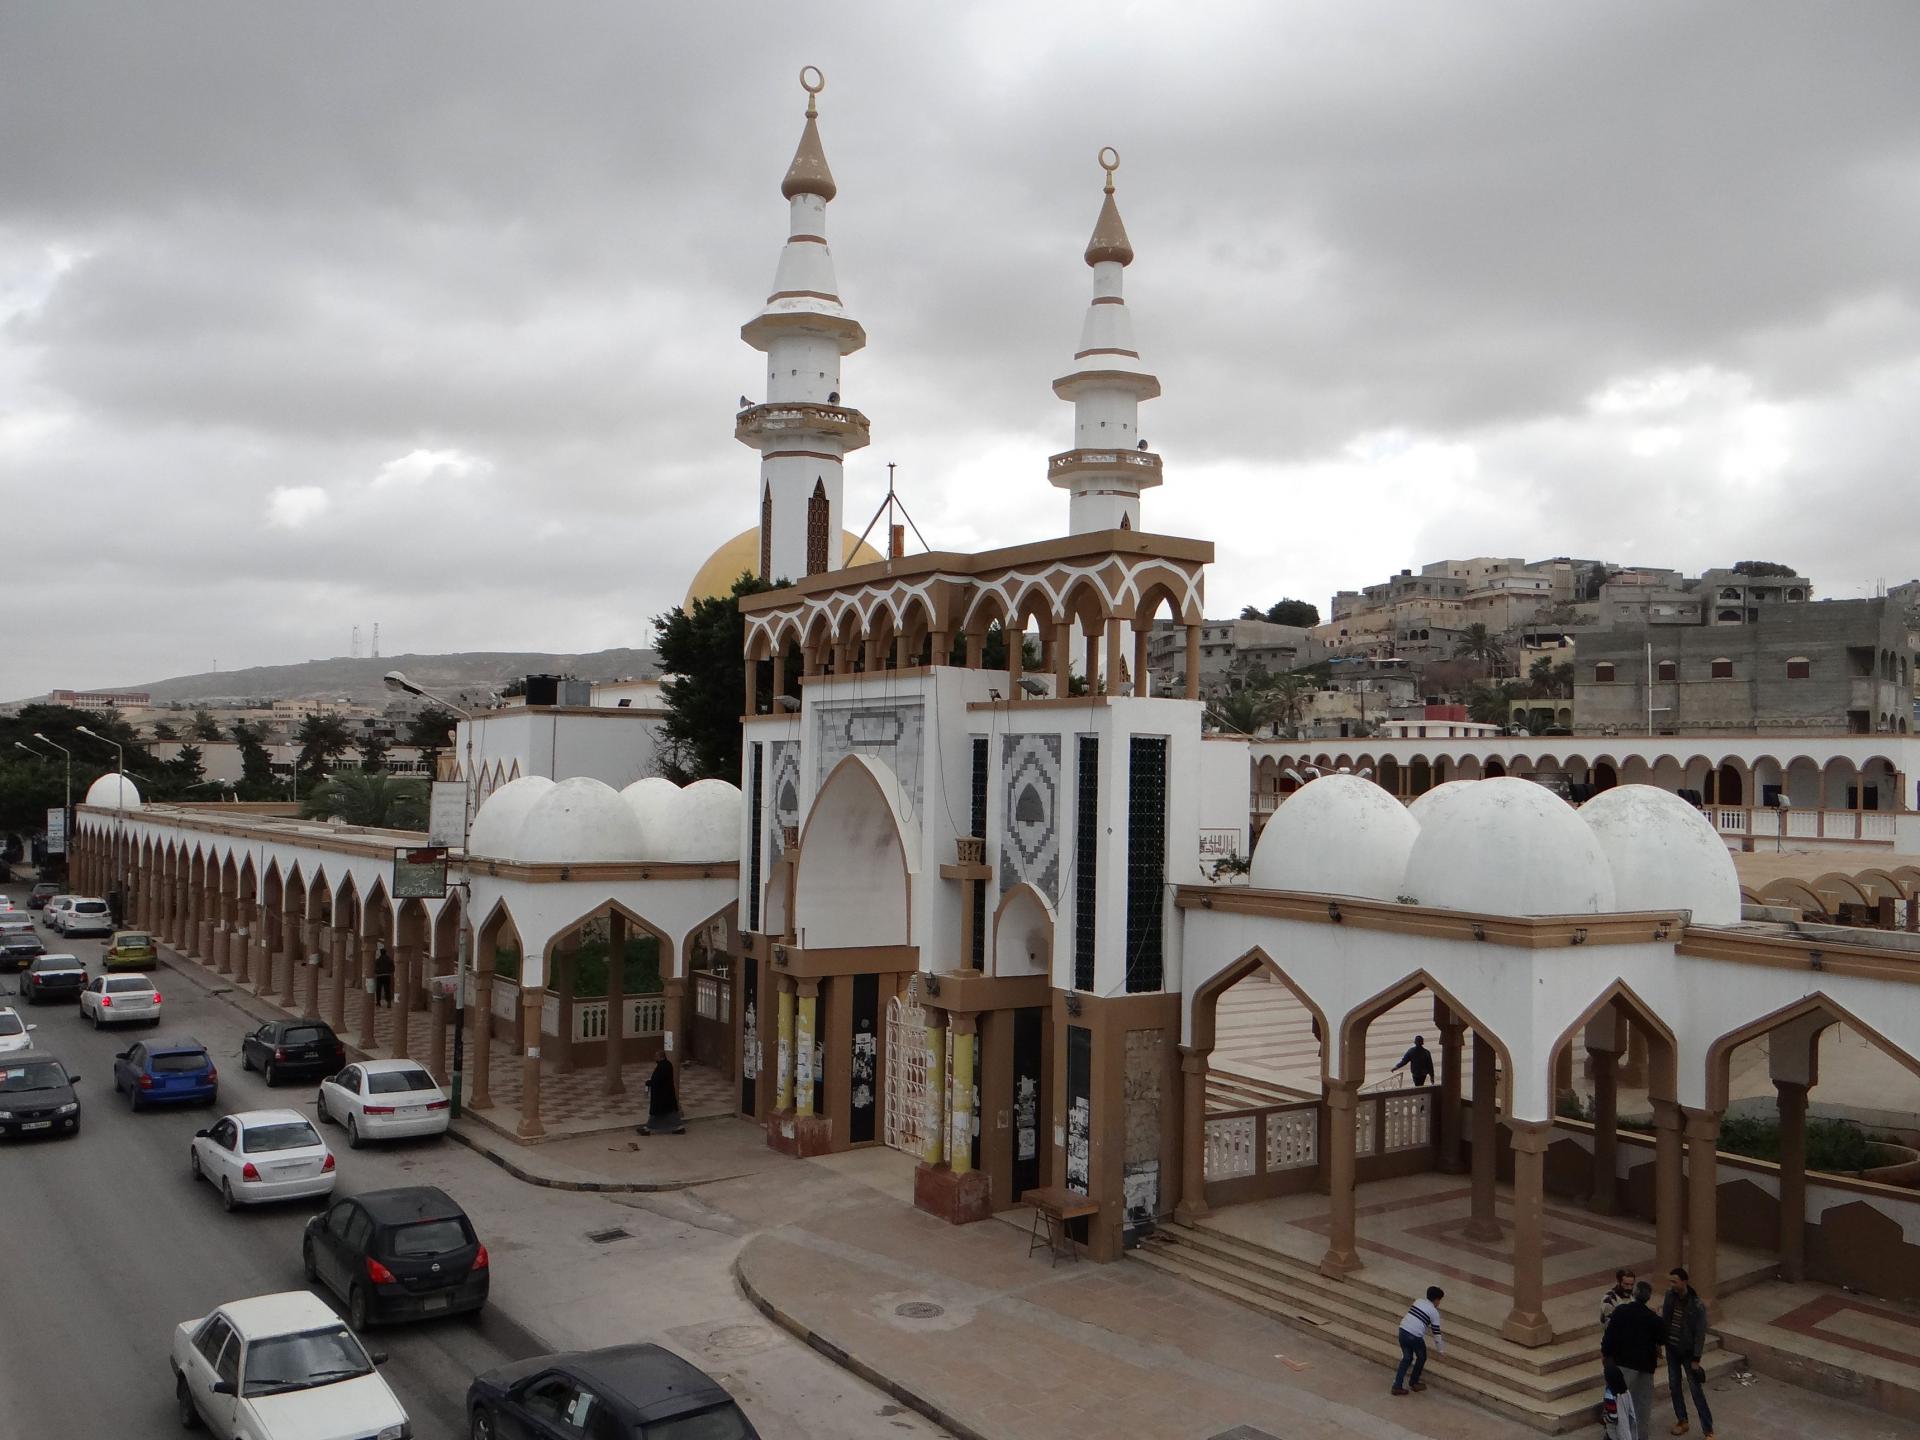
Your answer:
[638,1054,685,1135]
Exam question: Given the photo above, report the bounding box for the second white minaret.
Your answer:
[1049,148,1162,534]
[738,67,871,584]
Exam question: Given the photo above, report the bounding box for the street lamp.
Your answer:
[74,725,129,921]
[18,738,71,877]
[382,669,476,1117]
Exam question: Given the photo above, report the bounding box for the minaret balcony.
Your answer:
[1047,447,1163,489]
[736,401,872,453]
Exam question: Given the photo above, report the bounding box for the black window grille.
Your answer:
[1074,737,1099,991]
[970,738,989,968]
[1125,736,1167,992]
[747,744,763,933]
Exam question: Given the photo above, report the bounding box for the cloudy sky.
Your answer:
[5,3,1919,698]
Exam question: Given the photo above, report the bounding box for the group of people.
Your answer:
[1388,1265,1716,1440]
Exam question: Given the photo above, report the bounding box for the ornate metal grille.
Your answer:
[883,992,927,1154]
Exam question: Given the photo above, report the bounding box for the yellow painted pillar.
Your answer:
[774,981,796,1112]
[921,1008,947,1167]
[949,1013,976,1175]
[794,980,818,1119]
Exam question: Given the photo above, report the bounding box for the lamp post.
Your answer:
[74,726,128,921]
[383,671,476,1117]
[18,737,70,878]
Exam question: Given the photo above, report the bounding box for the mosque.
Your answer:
[70,68,1920,1427]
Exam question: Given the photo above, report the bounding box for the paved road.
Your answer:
[0,880,949,1440]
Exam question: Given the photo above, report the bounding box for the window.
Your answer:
[1711,658,1733,679]
[1124,737,1168,993]
[805,479,830,576]
[368,1068,437,1094]
[1074,738,1099,992]
[213,1333,240,1391]
[194,1316,234,1367]
[759,487,772,581]
[1717,609,1743,623]
[1656,661,1676,681]
[1594,663,1615,682]
[1786,657,1811,679]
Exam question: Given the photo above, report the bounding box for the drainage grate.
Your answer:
[893,1301,945,1320]
[587,1227,632,1245]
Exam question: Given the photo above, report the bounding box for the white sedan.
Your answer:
[317,1059,451,1148]
[191,1109,336,1211]
[170,1290,412,1440]
[79,973,162,1028]
[42,897,75,931]
[0,1005,35,1054]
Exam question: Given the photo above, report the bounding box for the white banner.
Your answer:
[46,808,67,855]
[429,781,469,848]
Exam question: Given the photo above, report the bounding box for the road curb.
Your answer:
[445,1124,741,1194]
[733,1242,991,1440]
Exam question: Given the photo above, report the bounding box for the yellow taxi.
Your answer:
[103,930,159,971]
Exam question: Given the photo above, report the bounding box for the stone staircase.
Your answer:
[1132,1220,1751,1433]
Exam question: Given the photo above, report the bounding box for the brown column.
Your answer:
[1465,1033,1502,1239]
[604,914,627,1095]
[1133,627,1150,697]
[1684,1106,1723,1304]
[1175,1046,1212,1223]
[1321,1078,1361,1275]
[964,631,984,668]
[1502,1119,1555,1345]
[394,942,420,1058]
[357,934,379,1050]
[1082,629,1100,693]
[427,993,450,1085]
[1651,1099,1685,1275]
[469,967,494,1110]
[1104,618,1125,697]
[1436,1007,1464,1174]
[1590,1046,1619,1214]
[516,985,545,1140]
[743,656,758,717]
[328,926,351,1031]
[770,648,786,701]
[1007,624,1024,698]
[277,909,301,1007]
[1776,1080,1809,1281]
[301,920,324,1017]
[1184,623,1201,699]
[1053,619,1072,694]
[930,629,949,665]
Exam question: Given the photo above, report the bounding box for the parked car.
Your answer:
[61,897,114,938]
[0,1049,82,1138]
[27,882,60,910]
[0,917,44,971]
[303,1185,489,1329]
[43,896,76,931]
[80,973,162,1028]
[103,929,159,970]
[170,1290,410,1440]
[191,1109,336,1211]
[468,1344,759,1440]
[17,953,86,1004]
[241,1018,347,1086]
[113,1036,218,1109]
[317,1059,451,1148]
[0,1005,37,1055]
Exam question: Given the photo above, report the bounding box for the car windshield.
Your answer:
[647,1404,757,1440]
[389,1217,471,1257]
[241,1325,372,1397]
[105,977,153,993]
[242,1121,320,1152]
[0,1015,23,1037]
[0,1062,66,1093]
[367,1070,437,1095]
[152,1052,209,1073]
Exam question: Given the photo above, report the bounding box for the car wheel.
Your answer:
[240,1050,252,1072]
[316,1089,331,1124]
[264,1061,277,1086]
[346,1116,362,1150]
[175,1373,202,1431]
[302,1239,318,1284]
[190,1148,202,1181]
[470,1407,495,1440]
[348,1283,371,1332]
[90,1009,101,1030]
[129,1086,141,1114]
[220,1178,237,1213]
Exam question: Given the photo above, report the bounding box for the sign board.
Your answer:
[46,808,67,856]
[393,846,449,900]
[429,782,470,848]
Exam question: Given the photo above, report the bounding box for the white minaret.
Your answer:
[1050,147,1162,534]
[737,66,871,584]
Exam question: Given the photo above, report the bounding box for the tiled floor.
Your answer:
[1721,1277,1920,1410]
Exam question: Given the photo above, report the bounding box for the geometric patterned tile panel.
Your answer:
[813,701,925,807]
[769,740,800,857]
[1000,732,1061,905]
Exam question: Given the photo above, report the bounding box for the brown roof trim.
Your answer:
[469,858,739,882]
[767,940,920,977]
[1175,886,1686,950]
[787,234,827,244]
[1091,296,1125,306]
[765,289,842,303]
[966,695,1114,713]
[1676,927,1920,982]
[1073,347,1141,360]
[762,449,843,462]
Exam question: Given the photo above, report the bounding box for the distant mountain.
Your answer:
[18,648,662,708]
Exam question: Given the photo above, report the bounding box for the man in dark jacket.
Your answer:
[1390,1035,1435,1087]
[1602,1279,1661,1434]
[1661,1267,1713,1437]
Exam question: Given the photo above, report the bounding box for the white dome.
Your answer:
[1249,774,1418,901]
[664,779,742,863]
[1406,778,1482,824]
[513,777,646,865]
[466,776,554,861]
[1402,776,1616,916]
[1581,785,1742,925]
[619,777,682,853]
[85,771,143,811]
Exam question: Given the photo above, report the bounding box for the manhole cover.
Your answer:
[893,1301,945,1320]
[587,1227,632,1245]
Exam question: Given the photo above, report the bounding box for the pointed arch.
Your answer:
[794,754,911,949]
[991,882,1053,978]
[1189,947,1330,1084]
[1705,992,1920,1111]
[1337,969,1515,1113]
[1545,979,1679,1104]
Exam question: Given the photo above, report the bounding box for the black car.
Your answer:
[0,1049,82,1138]
[303,1185,489,1328]
[468,1343,759,1440]
[27,883,59,910]
[18,953,86,1003]
[0,928,45,971]
[240,1017,346,1085]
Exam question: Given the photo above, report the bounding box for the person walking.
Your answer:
[1601,1267,1638,1331]
[637,1053,685,1136]
[1390,1035,1435,1087]
[372,941,395,1008]
[1602,1279,1662,1436]
[1661,1267,1714,1437]
[1392,1286,1446,1395]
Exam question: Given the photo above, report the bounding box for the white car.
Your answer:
[62,897,114,938]
[190,1109,336,1211]
[0,1005,36,1054]
[317,1059,451,1148]
[79,973,162,1028]
[170,1290,412,1440]
[43,896,76,931]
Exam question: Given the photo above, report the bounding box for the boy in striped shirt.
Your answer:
[1393,1286,1446,1395]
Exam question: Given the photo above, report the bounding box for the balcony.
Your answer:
[1046,448,1164,486]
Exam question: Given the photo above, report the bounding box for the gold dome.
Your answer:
[683,527,885,610]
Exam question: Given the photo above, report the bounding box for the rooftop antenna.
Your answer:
[351,625,361,659]
[371,621,380,658]
[853,460,931,561]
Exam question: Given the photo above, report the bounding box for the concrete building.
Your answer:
[1145,616,1317,698]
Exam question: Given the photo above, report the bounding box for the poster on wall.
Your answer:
[46,808,66,856]
[739,959,759,1118]
[1065,1023,1092,1195]
[849,974,877,1144]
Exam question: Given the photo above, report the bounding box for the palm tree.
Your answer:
[1453,623,1508,676]
[301,771,430,830]
[1262,674,1314,739]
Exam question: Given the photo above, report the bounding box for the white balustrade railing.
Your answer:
[693,970,731,1024]
[1382,1091,1433,1152]
[1204,1115,1257,1181]
[1265,1107,1319,1170]
[571,993,669,1044]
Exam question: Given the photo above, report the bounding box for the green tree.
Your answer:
[1264,673,1314,738]
[294,712,354,788]
[1731,560,1798,579]
[151,720,180,741]
[406,706,460,774]
[1466,680,1527,727]
[190,708,223,741]
[654,572,777,783]
[1239,599,1322,626]
[1452,622,1508,676]
[358,731,390,772]
[166,744,207,788]
[301,771,430,829]
[1208,689,1266,736]
[230,720,279,800]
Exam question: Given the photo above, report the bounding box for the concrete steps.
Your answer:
[1132,1221,1745,1433]
[1205,1068,1314,1111]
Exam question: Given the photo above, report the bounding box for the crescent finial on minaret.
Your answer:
[782,65,838,202]
[1084,146,1134,266]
